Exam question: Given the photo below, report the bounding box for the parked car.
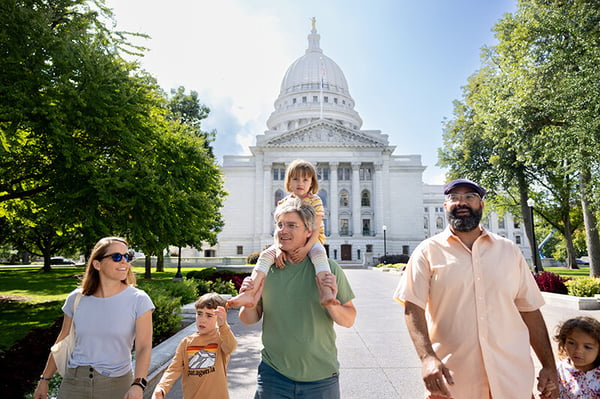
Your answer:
[50,256,76,265]
[576,258,590,266]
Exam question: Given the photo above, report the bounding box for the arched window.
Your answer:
[339,190,349,207]
[274,190,284,207]
[318,190,328,208]
[361,190,370,207]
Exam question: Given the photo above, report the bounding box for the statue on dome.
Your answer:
[311,17,316,31]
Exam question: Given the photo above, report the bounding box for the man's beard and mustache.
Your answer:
[447,205,483,232]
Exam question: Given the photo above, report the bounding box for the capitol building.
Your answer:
[203,22,531,266]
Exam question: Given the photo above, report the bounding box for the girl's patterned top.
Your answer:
[557,358,600,399]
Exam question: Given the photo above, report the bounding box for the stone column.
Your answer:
[263,163,272,237]
[329,162,339,237]
[351,162,361,237]
[374,161,384,234]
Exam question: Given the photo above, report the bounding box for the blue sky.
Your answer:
[104,0,517,184]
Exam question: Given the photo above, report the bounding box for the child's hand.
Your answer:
[215,306,227,327]
[152,389,164,399]
[275,249,287,269]
[289,246,309,263]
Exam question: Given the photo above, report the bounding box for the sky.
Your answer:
[103,0,517,184]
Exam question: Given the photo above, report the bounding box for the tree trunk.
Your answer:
[156,251,164,273]
[518,174,543,272]
[563,209,579,269]
[144,255,152,280]
[580,169,600,276]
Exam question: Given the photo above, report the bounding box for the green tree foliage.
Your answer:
[0,0,226,272]
[440,0,600,273]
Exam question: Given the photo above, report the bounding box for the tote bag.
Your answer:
[51,290,82,377]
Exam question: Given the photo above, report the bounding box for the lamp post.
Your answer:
[527,198,542,274]
[382,225,387,264]
[173,246,183,281]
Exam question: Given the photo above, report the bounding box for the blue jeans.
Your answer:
[254,361,340,399]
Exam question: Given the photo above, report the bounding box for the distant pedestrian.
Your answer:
[34,237,154,399]
[153,293,237,399]
[394,178,558,398]
[554,316,600,398]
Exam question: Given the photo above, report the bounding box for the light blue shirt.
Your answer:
[62,286,154,376]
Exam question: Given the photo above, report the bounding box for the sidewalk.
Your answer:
[162,269,599,398]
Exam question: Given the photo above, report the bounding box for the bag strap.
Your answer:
[69,289,83,334]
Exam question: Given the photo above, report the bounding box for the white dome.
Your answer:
[266,22,362,132]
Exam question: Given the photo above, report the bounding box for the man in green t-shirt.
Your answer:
[239,198,356,398]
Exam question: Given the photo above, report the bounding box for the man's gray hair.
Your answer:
[274,197,316,231]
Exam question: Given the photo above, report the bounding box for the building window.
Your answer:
[318,189,328,208]
[204,250,215,257]
[236,246,243,255]
[337,167,351,180]
[436,216,444,229]
[515,235,521,244]
[275,189,284,206]
[317,167,329,181]
[360,167,372,180]
[402,245,409,255]
[514,220,520,228]
[362,219,371,236]
[293,98,297,104]
[273,168,285,180]
[339,190,349,207]
[424,207,428,212]
[366,244,373,253]
[302,96,307,103]
[324,96,329,103]
[313,96,318,102]
[361,190,370,207]
[340,219,349,235]
[334,98,338,104]
[424,216,429,229]
[498,217,506,229]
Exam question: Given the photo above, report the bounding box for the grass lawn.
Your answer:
[0,266,204,351]
[546,266,590,278]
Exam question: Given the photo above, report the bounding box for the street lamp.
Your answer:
[382,225,387,264]
[173,246,183,281]
[527,198,542,274]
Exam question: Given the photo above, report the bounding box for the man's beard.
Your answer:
[447,206,482,232]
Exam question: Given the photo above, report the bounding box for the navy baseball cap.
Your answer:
[443,179,486,199]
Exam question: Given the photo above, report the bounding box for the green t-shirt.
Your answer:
[260,258,355,382]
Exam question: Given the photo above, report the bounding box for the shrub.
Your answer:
[138,278,198,305]
[533,272,569,294]
[186,268,250,292]
[142,287,182,344]
[379,254,410,264]
[246,252,260,264]
[565,277,600,297]
[195,278,238,296]
[375,263,405,269]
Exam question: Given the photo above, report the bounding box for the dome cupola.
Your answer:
[266,18,362,132]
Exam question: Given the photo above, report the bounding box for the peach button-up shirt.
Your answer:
[394,227,544,399]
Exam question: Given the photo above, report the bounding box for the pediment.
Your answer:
[263,122,387,148]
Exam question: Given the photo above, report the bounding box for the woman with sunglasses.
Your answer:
[34,237,154,399]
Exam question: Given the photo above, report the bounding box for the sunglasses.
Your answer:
[101,253,133,262]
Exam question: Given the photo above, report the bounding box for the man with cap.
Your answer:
[394,178,558,398]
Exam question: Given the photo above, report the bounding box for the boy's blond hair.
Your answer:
[195,292,226,310]
[284,159,319,194]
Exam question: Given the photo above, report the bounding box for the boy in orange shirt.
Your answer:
[153,293,237,399]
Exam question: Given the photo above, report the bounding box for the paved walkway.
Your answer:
[163,269,600,398]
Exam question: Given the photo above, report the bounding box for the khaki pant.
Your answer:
[58,366,132,399]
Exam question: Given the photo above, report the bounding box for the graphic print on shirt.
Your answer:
[187,344,218,376]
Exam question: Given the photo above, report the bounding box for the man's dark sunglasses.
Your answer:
[101,253,133,262]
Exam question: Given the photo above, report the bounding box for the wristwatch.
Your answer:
[131,377,147,390]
